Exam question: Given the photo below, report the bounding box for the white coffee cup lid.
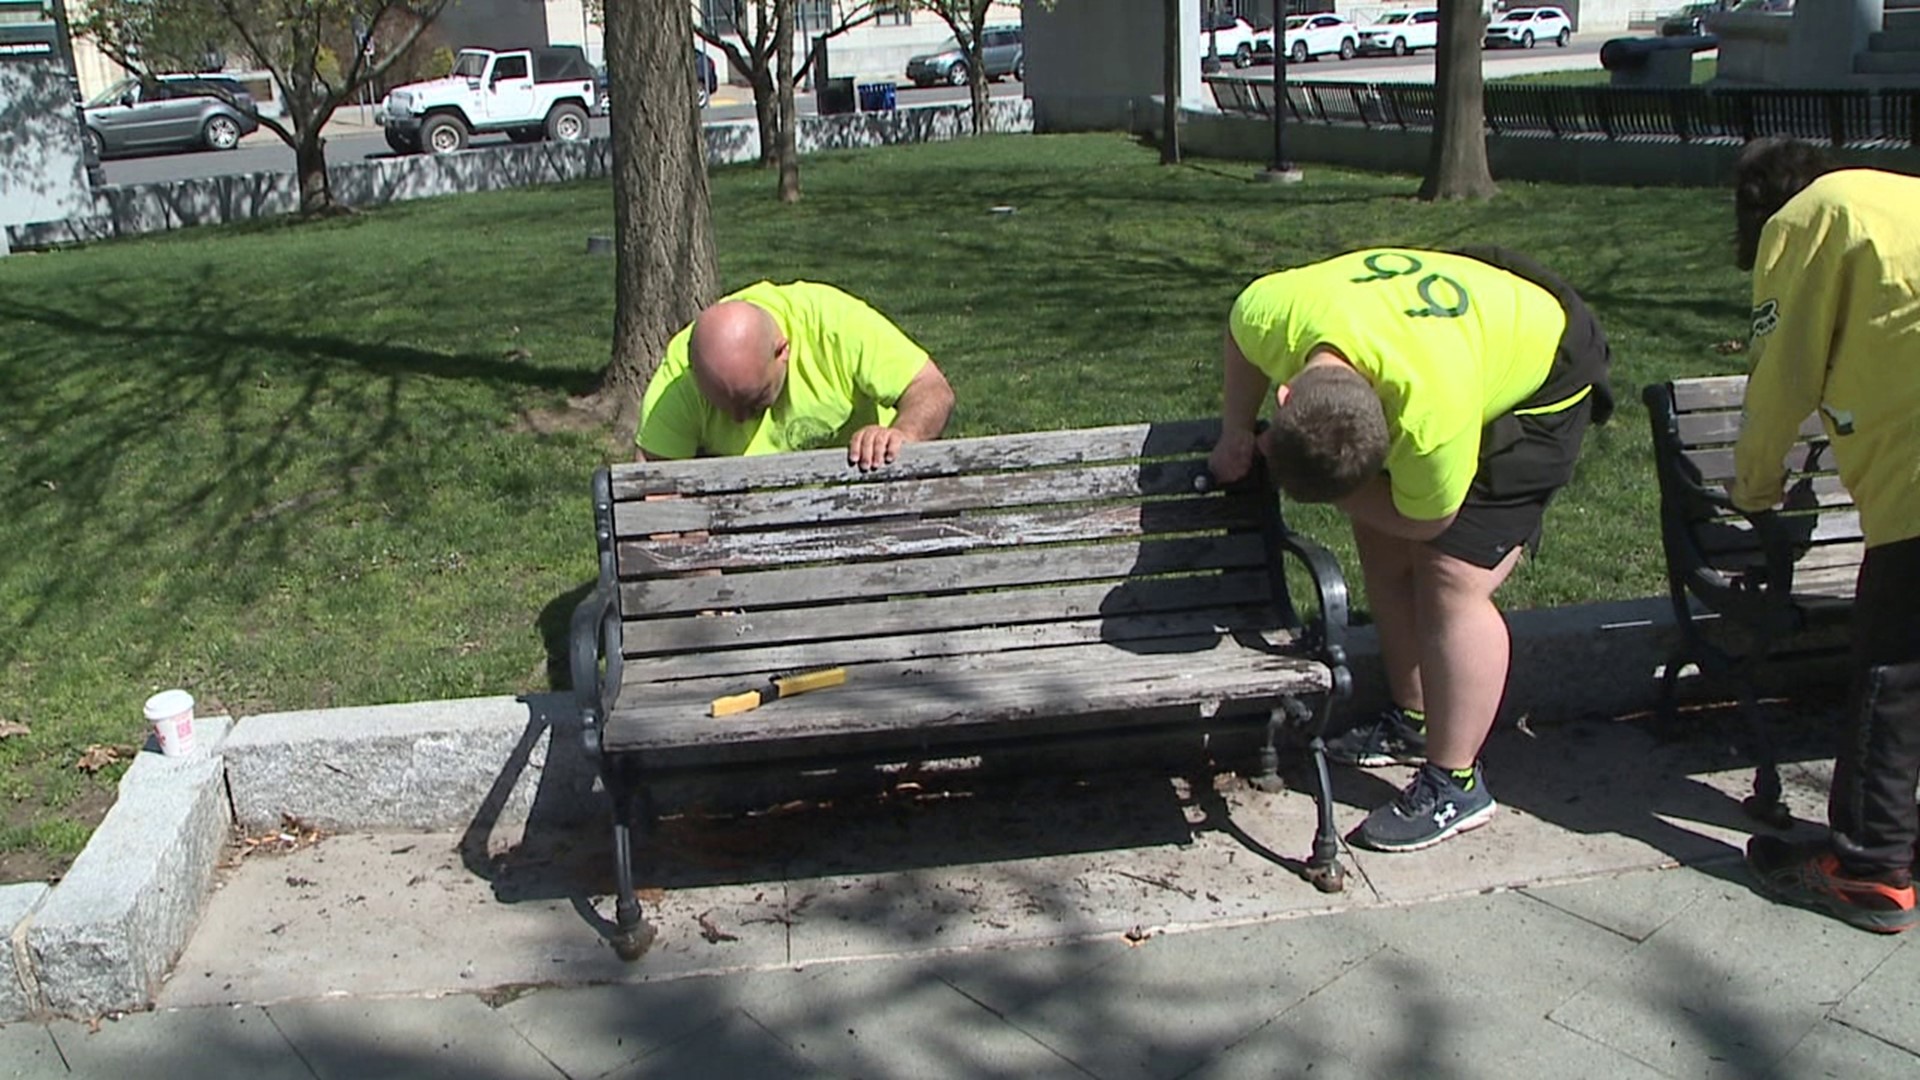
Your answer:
[144,689,194,721]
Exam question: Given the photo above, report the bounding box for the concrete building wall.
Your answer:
[1024,0,1205,132]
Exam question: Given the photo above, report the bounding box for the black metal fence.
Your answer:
[1204,76,1920,148]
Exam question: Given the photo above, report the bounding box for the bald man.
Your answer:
[637,281,955,470]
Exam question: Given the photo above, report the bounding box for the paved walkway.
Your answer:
[2,703,1917,1079]
[2,861,1915,1078]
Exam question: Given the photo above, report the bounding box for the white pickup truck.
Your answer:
[382,45,597,154]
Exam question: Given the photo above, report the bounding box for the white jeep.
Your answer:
[382,45,597,155]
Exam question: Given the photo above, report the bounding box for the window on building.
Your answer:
[796,0,835,35]
[874,0,911,27]
[699,0,737,36]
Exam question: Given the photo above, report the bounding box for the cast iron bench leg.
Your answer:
[609,776,659,961]
[1734,675,1793,830]
[1250,697,1347,894]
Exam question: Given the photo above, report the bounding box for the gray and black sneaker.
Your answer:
[1325,705,1427,767]
[1351,762,1497,852]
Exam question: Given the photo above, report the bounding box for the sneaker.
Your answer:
[1326,705,1427,767]
[1746,834,1918,934]
[1351,763,1497,852]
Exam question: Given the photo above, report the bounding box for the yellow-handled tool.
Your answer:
[709,667,847,717]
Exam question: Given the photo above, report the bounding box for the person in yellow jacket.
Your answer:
[1731,139,1920,934]
[1209,246,1613,853]
[638,281,955,469]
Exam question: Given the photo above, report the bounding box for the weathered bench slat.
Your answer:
[605,641,1332,759]
[618,534,1268,617]
[620,570,1276,657]
[1674,411,1828,447]
[1682,443,1836,482]
[1670,374,1751,412]
[610,419,1222,498]
[612,459,1214,536]
[1681,475,1853,510]
[627,609,1305,683]
[617,497,1260,576]
[1695,509,1864,553]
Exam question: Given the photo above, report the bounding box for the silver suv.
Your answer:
[83,75,259,157]
[906,26,1024,87]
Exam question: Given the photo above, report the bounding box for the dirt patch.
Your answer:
[0,781,120,886]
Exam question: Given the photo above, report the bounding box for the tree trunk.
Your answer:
[775,0,799,202]
[293,130,333,214]
[1420,0,1497,201]
[967,43,989,134]
[1160,0,1180,164]
[598,0,721,438]
[751,65,779,166]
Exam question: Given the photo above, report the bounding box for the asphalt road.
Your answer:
[99,39,1610,187]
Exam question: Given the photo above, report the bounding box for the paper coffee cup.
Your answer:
[143,689,196,758]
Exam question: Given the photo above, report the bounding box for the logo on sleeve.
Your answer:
[1751,299,1780,338]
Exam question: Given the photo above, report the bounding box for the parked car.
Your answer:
[905,26,1023,87]
[82,74,259,158]
[1660,2,1722,36]
[1483,6,1574,48]
[382,45,596,154]
[594,49,715,115]
[1729,0,1792,11]
[1254,13,1360,64]
[1202,14,1262,68]
[1358,7,1440,56]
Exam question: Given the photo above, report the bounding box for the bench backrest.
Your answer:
[1644,374,1862,604]
[595,419,1310,689]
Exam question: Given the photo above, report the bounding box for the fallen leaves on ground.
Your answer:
[225,813,330,865]
[75,745,124,773]
[1123,925,1156,947]
[1711,339,1747,355]
[0,720,29,739]
[696,909,740,944]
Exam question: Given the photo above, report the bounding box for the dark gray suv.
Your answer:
[83,75,260,158]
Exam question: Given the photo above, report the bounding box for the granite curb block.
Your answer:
[221,597,1718,834]
[15,718,232,1020]
[0,883,50,1023]
[222,693,599,833]
[7,99,1036,250]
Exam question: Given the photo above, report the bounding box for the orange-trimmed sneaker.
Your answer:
[1747,835,1918,934]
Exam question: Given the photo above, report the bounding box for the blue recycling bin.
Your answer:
[858,82,897,112]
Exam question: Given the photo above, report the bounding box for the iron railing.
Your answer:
[1204,76,1920,148]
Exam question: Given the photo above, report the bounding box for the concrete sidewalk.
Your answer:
[3,700,1919,1077]
[2,862,1916,1078]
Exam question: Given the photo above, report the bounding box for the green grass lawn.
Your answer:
[0,133,1753,875]
[1495,56,1718,85]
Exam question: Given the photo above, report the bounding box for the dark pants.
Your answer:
[1829,535,1920,876]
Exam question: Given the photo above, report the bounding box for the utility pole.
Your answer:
[1258,2,1302,183]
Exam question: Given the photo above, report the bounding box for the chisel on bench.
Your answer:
[709,667,848,717]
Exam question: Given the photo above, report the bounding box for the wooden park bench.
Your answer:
[1644,375,1863,826]
[570,419,1354,960]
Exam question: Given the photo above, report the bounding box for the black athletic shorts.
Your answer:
[1426,247,1614,570]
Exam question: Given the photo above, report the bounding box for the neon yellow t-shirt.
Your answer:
[1731,170,1920,549]
[1229,248,1567,520]
[638,281,931,458]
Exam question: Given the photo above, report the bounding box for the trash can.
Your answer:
[857,82,897,112]
[817,76,857,116]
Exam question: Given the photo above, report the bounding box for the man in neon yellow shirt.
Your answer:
[638,280,955,469]
[1729,139,1920,935]
[1209,246,1612,853]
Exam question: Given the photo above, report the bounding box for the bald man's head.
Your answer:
[689,301,788,423]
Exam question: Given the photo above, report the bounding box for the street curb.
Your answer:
[223,693,598,832]
[0,883,50,1022]
[17,718,231,1020]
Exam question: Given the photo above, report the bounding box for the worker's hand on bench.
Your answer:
[848,424,909,472]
